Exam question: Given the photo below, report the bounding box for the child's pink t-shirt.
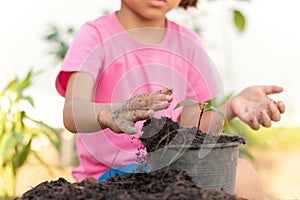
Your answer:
[55,12,221,181]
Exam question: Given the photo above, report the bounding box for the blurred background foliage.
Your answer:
[0,69,60,199]
[44,25,75,64]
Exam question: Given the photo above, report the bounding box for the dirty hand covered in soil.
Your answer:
[98,88,173,134]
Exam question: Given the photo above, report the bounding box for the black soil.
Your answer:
[140,117,246,152]
[17,168,245,200]
[17,117,247,200]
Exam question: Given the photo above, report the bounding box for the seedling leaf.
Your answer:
[174,99,198,110]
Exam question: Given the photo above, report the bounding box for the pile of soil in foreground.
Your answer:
[140,117,246,152]
[17,117,247,200]
[16,168,246,200]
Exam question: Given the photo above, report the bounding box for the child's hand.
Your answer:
[98,88,173,134]
[228,85,286,130]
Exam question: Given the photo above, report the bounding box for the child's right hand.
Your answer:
[97,88,173,134]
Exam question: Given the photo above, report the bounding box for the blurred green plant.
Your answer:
[43,9,112,63]
[0,69,60,199]
[207,0,248,32]
[174,0,248,35]
[44,25,75,63]
[232,9,246,32]
[241,126,300,151]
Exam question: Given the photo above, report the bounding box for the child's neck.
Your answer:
[116,10,167,44]
[116,10,166,30]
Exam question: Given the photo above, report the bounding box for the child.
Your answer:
[55,0,285,199]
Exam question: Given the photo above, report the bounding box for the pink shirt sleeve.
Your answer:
[55,22,103,97]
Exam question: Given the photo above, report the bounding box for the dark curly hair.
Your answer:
[179,0,198,9]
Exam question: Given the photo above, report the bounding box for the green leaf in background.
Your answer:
[27,116,60,151]
[204,105,228,131]
[44,25,75,63]
[24,96,35,107]
[0,133,19,166]
[44,26,59,41]
[67,27,75,34]
[13,139,32,169]
[174,99,198,110]
[18,69,33,90]
[206,93,234,107]
[233,9,246,32]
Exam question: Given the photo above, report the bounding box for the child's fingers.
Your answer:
[249,117,260,130]
[262,85,283,95]
[109,118,136,134]
[268,101,281,122]
[154,88,173,95]
[128,100,170,111]
[127,91,172,110]
[277,100,286,114]
[142,93,173,102]
[259,109,272,128]
[113,110,153,134]
[129,110,154,123]
[129,93,172,105]
[119,124,137,135]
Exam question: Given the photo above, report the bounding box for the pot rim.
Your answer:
[163,141,242,150]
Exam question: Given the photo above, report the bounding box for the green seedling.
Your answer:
[174,99,228,133]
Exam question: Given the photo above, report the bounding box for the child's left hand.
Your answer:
[228,85,286,130]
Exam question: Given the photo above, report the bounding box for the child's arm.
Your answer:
[63,72,173,134]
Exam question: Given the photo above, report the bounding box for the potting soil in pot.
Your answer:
[140,117,246,152]
[140,117,246,194]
